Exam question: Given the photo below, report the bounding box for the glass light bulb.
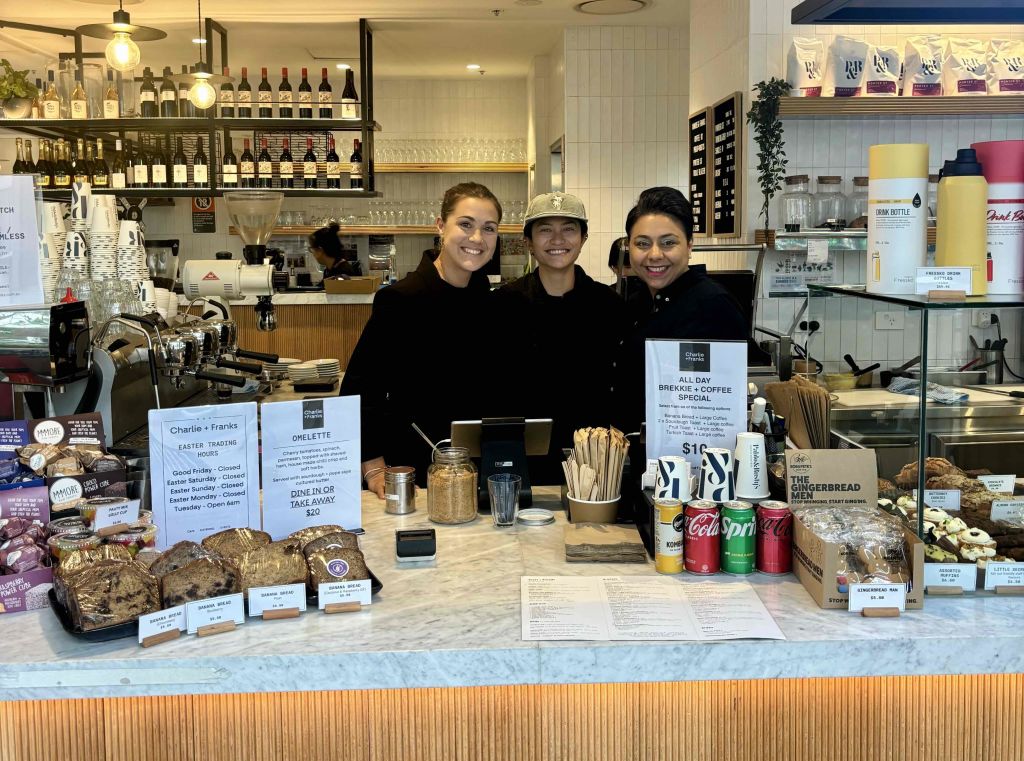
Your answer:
[188,79,217,110]
[105,33,140,72]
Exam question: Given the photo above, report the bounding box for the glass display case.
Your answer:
[803,285,1024,577]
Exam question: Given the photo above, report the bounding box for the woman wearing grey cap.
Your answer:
[496,192,625,481]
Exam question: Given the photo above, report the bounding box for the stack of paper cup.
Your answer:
[154,287,170,320]
[41,203,67,263]
[734,432,770,500]
[117,220,148,282]
[89,204,119,279]
[655,456,691,501]
[69,182,91,242]
[63,231,90,275]
[696,447,736,503]
[38,234,61,301]
[139,279,157,313]
[165,290,178,319]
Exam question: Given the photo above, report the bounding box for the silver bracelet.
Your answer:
[363,466,387,484]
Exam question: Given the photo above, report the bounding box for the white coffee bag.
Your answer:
[944,38,988,95]
[787,37,825,97]
[865,44,901,96]
[988,39,1024,95]
[903,35,944,96]
[825,36,868,97]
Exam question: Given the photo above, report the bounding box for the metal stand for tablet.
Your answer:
[478,417,533,512]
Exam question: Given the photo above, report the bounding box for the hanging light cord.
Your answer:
[196,0,204,66]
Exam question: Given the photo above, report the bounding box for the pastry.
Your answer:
[923,508,950,524]
[288,525,345,548]
[62,561,160,631]
[302,531,360,558]
[925,474,985,493]
[201,528,272,560]
[159,557,241,608]
[924,545,958,563]
[149,541,218,578]
[237,541,308,594]
[894,457,963,489]
[305,547,369,587]
[960,490,1002,513]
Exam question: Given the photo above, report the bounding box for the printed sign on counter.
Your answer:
[924,563,978,592]
[0,174,43,307]
[785,449,878,509]
[91,498,141,532]
[978,475,1016,494]
[149,402,260,550]
[645,339,747,473]
[915,267,971,295]
[247,584,308,617]
[185,593,245,634]
[318,580,372,609]
[984,562,1024,591]
[260,396,361,536]
[848,583,906,612]
[923,490,961,512]
[138,606,186,645]
[990,500,1024,526]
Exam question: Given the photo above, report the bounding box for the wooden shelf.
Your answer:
[778,95,1024,117]
[1,117,382,133]
[375,163,528,173]
[41,188,381,200]
[230,224,522,236]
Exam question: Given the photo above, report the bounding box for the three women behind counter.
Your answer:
[341,184,750,498]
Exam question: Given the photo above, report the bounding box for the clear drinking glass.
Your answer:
[781,175,813,230]
[488,474,522,527]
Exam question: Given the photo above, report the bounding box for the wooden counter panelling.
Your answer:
[3,673,1024,760]
[233,303,372,367]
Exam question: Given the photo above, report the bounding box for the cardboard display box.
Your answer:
[792,511,925,610]
[0,485,52,615]
[323,274,383,294]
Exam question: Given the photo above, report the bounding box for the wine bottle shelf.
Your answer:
[230,224,522,236]
[40,188,382,200]
[2,117,381,134]
[375,163,528,173]
[777,95,1024,117]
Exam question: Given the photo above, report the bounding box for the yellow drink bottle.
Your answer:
[935,148,989,296]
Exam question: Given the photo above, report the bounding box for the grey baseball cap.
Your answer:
[523,192,588,234]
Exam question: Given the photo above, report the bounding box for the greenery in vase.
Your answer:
[746,78,791,232]
[0,59,38,100]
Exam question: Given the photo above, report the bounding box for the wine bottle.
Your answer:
[278,67,293,118]
[325,136,341,189]
[178,64,193,118]
[104,70,120,118]
[92,141,109,188]
[134,139,150,188]
[53,141,71,188]
[257,138,273,188]
[24,141,42,187]
[298,67,312,118]
[173,136,189,188]
[240,138,256,188]
[159,66,177,117]
[37,141,53,189]
[341,68,359,119]
[124,139,137,187]
[111,139,127,189]
[72,139,90,184]
[318,67,332,118]
[258,67,273,118]
[12,138,24,174]
[193,137,209,187]
[70,79,88,120]
[278,138,294,189]
[140,68,158,118]
[237,67,252,117]
[349,138,363,189]
[150,137,168,188]
[42,71,61,120]
[32,78,43,119]
[220,67,235,118]
[222,138,238,188]
[303,137,318,188]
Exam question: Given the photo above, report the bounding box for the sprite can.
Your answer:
[720,500,756,575]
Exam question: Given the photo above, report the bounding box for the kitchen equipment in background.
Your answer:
[813,176,846,228]
[867,144,929,295]
[905,366,986,387]
[384,466,416,515]
[935,149,988,296]
[144,239,180,286]
[971,140,1024,295]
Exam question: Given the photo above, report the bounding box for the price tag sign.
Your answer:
[915,267,971,295]
[806,238,829,265]
[848,583,906,612]
[984,562,1024,591]
[990,500,1024,526]
[185,593,245,634]
[979,475,1016,494]
[318,580,372,610]
[138,605,186,645]
[92,498,141,532]
[924,563,978,592]
[247,584,308,617]
[923,490,961,512]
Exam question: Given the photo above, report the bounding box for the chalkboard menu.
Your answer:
[688,108,711,237]
[711,92,743,239]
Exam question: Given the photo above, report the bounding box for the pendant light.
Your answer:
[77,0,167,73]
[171,0,232,110]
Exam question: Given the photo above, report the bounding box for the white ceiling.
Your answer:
[0,0,688,78]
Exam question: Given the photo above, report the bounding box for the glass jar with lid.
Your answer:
[846,176,869,228]
[781,175,813,230]
[427,447,478,524]
[813,176,847,228]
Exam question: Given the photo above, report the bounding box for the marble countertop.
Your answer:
[2,488,1024,701]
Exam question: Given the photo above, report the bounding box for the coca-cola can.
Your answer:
[684,499,720,575]
[756,500,793,575]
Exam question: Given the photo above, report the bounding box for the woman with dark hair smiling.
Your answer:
[614,186,749,432]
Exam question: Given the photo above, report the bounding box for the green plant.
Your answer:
[746,77,791,232]
[0,59,38,100]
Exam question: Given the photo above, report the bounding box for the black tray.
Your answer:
[50,568,383,642]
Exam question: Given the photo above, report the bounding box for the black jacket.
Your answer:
[615,264,749,433]
[339,252,502,484]
[496,266,626,480]
[321,259,362,281]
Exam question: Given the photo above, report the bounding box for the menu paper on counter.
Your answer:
[149,403,260,550]
[645,339,747,472]
[259,396,361,536]
[0,175,43,307]
[521,576,785,642]
[785,449,878,509]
